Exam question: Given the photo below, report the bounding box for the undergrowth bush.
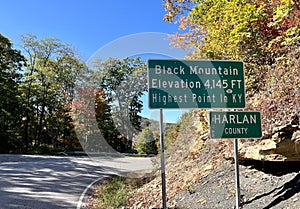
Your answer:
[91,175,155,209]
[92,177,131,209]
[135,127,158,154]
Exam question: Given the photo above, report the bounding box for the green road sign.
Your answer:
[148,59,245,109]
[209,111,262,139]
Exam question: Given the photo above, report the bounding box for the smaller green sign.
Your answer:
[209,111,262,139]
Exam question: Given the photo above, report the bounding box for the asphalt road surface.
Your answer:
[0,154,154,209]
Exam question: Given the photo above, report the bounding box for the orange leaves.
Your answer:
[163,0,193,23]
[71,87,109,120]
[164,0,300,61]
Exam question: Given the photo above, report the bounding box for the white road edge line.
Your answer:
[76,176,108,209]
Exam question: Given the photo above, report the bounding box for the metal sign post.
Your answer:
[234,138,241,208]
[159,109,167,209]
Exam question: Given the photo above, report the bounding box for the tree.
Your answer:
[164,0,300,54]
[164,1,299,72]
[20,34,86,151]
[0,33,25,153]
[93,57,147,152]
[163,0,300,134]
[70,86,118,152]
[135,127,158,155]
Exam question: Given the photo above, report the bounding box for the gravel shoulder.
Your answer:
[173,160,300,209]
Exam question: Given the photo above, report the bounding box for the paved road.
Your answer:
[0,154,154,209]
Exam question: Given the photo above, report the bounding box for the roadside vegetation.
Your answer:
[88,176,155,209]
[90,177,131,209]
[1,33,147,155]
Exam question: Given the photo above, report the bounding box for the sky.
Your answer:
[0,0,188,123]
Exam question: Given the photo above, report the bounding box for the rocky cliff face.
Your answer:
[240,115,300,161]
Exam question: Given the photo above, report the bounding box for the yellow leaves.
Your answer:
[282,27,300,45]
[186,0,263,59]
[166,0,299,79]
[267,36,283,50]
[268,0,295,28]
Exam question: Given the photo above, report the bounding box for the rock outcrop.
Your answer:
[239,115,300,161]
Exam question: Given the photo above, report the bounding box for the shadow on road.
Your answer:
[0,154,153,209]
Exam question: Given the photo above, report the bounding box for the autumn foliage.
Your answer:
[164,0,300,136]
[71,87,109,119]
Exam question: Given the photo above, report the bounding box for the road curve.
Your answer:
[0,154,153,209]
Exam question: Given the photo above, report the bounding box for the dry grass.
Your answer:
[88,175,155,209]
